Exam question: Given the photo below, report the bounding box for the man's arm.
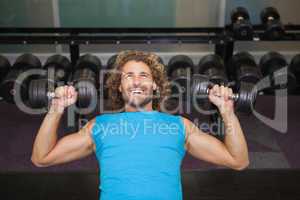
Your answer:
[183,115,249,170]
[183,85,249,170]
[31,85,96,167]
[31,115,95,167]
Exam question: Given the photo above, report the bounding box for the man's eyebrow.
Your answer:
[123,72,133,74]
[139,72,151,75]
[122,71,151,75]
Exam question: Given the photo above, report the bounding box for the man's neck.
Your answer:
[125,103,153,112]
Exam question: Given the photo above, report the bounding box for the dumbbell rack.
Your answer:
[0,27,228,66]
[0,26,299,132]
[0,26,299,65]
[222,24,300,63]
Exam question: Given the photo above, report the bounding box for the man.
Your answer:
[31,50,249,200]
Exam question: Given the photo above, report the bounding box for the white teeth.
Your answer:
[131,89,143,94]
[132,91,142,94]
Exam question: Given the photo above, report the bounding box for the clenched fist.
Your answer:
[49,86,78,113]
[208,85,234,115]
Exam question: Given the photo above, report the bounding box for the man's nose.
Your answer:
[132,75,141,86]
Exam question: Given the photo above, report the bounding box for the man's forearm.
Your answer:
[31,110,63,162]
[222,112,249,167]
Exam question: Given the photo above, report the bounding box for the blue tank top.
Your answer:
[91,111,186,200]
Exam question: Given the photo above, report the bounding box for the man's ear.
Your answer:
[153,82,157,91]
[119,85,122,93]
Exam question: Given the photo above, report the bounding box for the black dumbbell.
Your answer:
[70,54,101,108]
[167,55,194,99]
[228,52,262,84]
[290,54,300,93]
[197,54,228,110]
[106,54,118,70]
[290,54,300,81]
[0,55,11,100]
[230,7,253,40]
[0,55,11,83]
[198,54,228,85]
[28,54,101,109]
[28,78,52,108]
[192,74,257,113]
[28,78,99,109]
[260,52,297,93]
[0,53,41,104]
[28,55,71,108]
[260,7,285,40]
[43,54,71,82]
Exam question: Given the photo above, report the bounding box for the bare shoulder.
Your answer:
[180,116,193,150]
[180,116,207,146]
[180,116,201,135]
[78,117,97,151]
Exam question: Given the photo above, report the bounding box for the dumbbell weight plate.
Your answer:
[13,53,41,70]
[228,52,255,75]
[76,54,102,74]
[106,54,118,69]
[235,82,257,113]
[167,55,193,77]
[44,54,71,82]
[0,69,28,104]
[28,79,49,108]
[75,80,97,108]
[192,74,210,96]
[238,66,262,84]
[0,55,11,82]
[260,7,281,24]
[290,54,300,93]
[206,68,228,85]
[167,55,194,100]
[230,7,253,40]
[198,54,224,74]
[264,21,285,40]
[191,74,215,111]
[290,54,300,82]
[260,52,287,76]
[260,52,297,92]
[231,7,250,22]
[229,52,261,84]
[260,7,284,40]
[192,74,257,114]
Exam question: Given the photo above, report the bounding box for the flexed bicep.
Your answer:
[183,117,238,169]
[32,118,96,167]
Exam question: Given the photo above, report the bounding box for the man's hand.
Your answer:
[49,85,78,113]
[208,85,234,116]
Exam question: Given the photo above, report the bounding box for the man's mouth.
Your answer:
[130,88,144,95]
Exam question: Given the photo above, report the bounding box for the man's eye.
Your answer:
[124,74,133,79]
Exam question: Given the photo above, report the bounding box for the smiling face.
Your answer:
[119,60,157,111]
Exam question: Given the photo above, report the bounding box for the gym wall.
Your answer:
[0,0,299,62]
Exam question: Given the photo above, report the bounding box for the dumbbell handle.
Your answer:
[47,92,58,100]
[46,82,75,100]
[237,16,245,21]
[46,91,78,100]
[205,88,239,101]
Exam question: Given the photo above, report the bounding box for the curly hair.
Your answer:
[106,50,170,111]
